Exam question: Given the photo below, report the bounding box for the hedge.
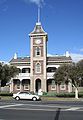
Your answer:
[43,92,83,98]
[0,92,83,98]
[0,92,13,96]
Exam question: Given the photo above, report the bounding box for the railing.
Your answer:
[14,73,30,79]
[19,73,30,77]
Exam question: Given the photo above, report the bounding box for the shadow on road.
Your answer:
[54,108,61,120]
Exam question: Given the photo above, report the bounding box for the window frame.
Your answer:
[35,62,41,73]
[35,47,41,57]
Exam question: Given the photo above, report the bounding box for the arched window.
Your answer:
[35,47,41,56]
[35,63,41,73]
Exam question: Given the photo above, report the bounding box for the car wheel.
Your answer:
[15,96,20,100]
[32,97,37,101]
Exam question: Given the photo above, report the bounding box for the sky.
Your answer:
[0,0,83,62]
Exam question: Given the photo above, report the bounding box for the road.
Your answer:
[0,100,83,120]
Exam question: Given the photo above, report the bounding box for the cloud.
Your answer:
[30,0,44,5]
[0,0,6,4]
[47,53,53,57]
[80,48,83,52]
[47,52,83,63]
[2,5,8,11]
[70,53,83,63]
[47,53,59,57]
[0,0,8,12]
[0,0,7,7]
[23,0,44,6]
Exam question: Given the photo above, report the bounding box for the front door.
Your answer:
[35,79,41,92]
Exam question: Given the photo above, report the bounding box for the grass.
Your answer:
[0,96,83,101]
[0,96,13,100]
[41,96,83,101]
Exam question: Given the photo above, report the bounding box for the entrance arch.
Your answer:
[35,79,41,92]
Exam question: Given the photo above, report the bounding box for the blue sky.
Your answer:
[0,0,83,62]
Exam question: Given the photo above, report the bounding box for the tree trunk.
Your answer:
[56,84,59,93]
[75,87,79,99]
[0,80,1,92]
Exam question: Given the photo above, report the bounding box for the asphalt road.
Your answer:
[0,100,83,120]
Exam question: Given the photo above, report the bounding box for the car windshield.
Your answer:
[19,92,31,95]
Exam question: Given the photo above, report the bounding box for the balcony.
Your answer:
[15,73,30,80]
[19,73,30,77]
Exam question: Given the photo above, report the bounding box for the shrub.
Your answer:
[78,92,83,98]
[47,92,56,97]
[43,92,47,96]
[0,92,13,96]
[42,92,83,98]
[56,93,75,98]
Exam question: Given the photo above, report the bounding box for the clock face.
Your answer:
[35,39,41,44]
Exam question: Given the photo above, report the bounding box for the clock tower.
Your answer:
[29,22,48,93]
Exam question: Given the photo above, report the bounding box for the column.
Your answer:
[42,78,46,92]
[10,79,13,93]
[30,77,34,92]
[20,80,23,92]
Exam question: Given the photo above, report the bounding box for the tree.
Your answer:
[68,64,80,99]
[0,63,3,91]
[0,63,3,80]
[54,64,70,84]
[0,62,19,87]
[54,61,83,99]
[70,60,83,99]
[77,60,83,68]
[54,64,71,93]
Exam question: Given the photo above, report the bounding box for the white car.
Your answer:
[13,92,41,101]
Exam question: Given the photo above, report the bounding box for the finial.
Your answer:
[14,53,17,59]
[38,4,40,23]
[65,51,70,57]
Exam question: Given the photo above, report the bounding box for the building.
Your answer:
[9,20,72,93]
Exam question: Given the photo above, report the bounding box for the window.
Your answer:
[35,47,41,56]
[16,80,20,90]
[35,63,41,73]
[51,80,56,90]
[24,84,29,90]
[17,84,20,90]
[22,68,30,73]
[51,85,56,90]
[47,67,56,72]
[60,84,66,90]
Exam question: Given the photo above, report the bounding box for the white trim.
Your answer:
[24,84,29,90]
[60,84,66,90]
[51,85,56,90]
[16,84,20,90]
[47,65,60,68]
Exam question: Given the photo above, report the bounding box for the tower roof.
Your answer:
[29,22,47,36]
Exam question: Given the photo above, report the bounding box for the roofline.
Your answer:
[29,33,47,37]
